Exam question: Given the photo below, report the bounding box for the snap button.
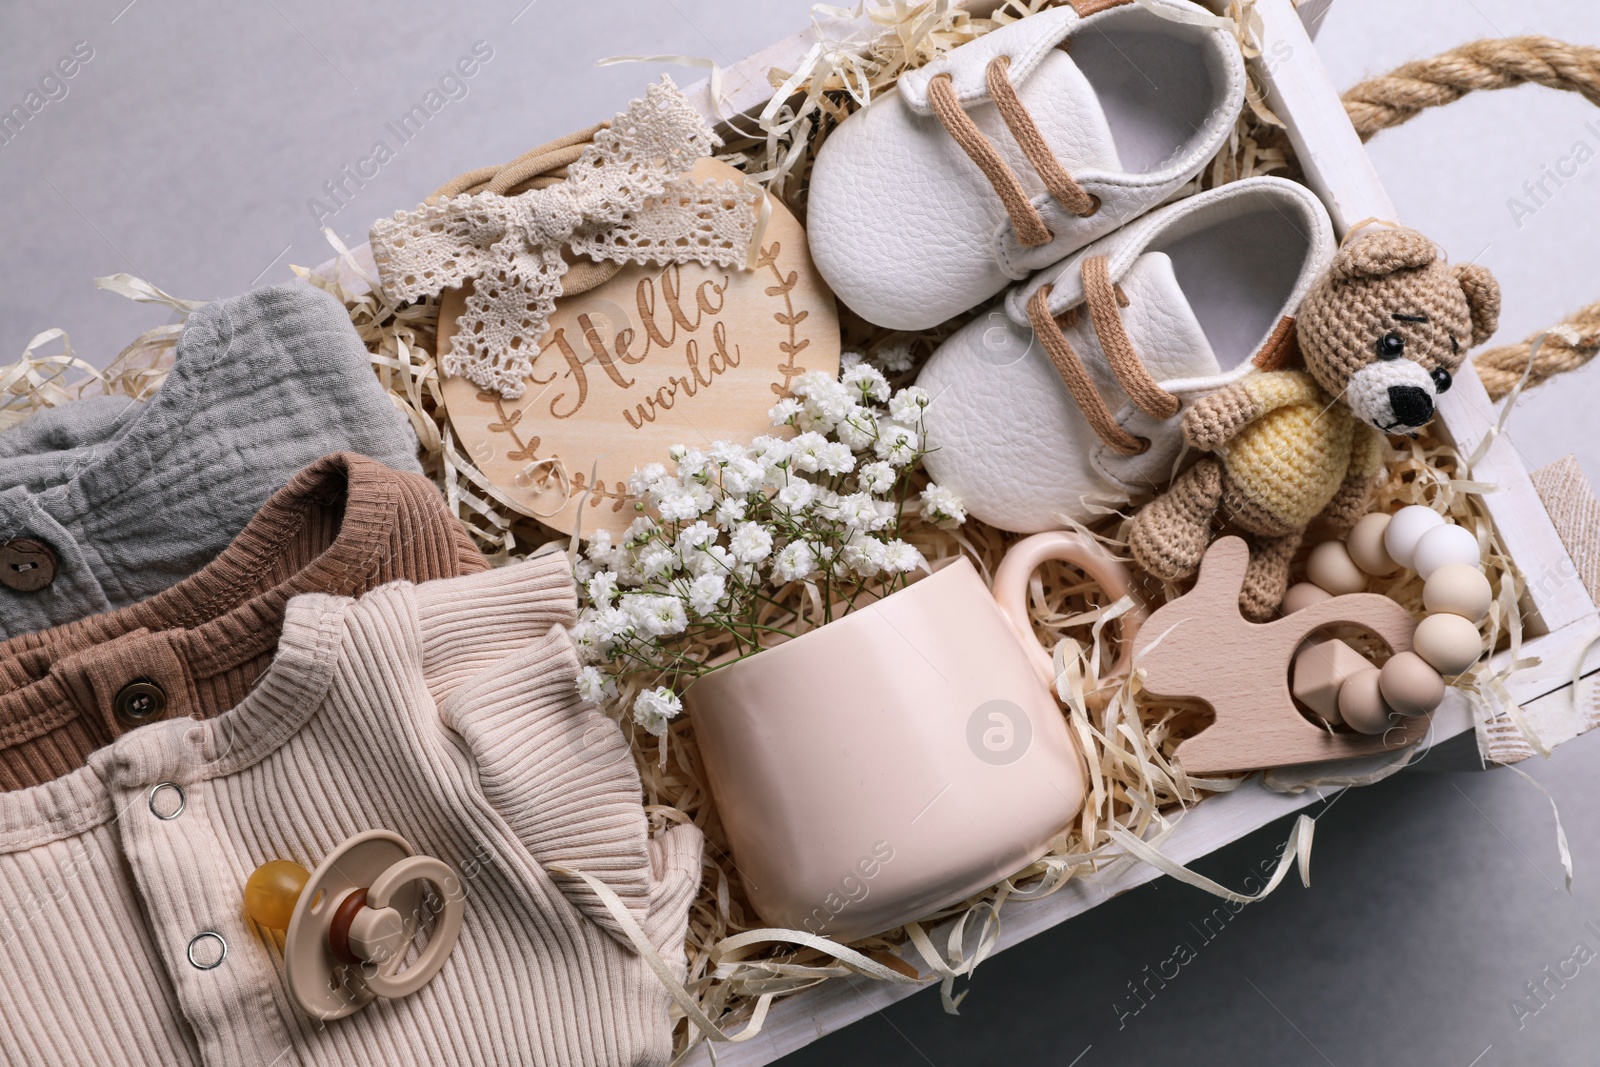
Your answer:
[114,679,167,727]
[148,782,186,820]
[0,538,57,593]
[187,931,228,970]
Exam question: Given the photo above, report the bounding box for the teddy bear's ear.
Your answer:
[1329,227,1437,280]
[1452,262,1501,346]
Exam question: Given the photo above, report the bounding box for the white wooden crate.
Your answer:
[671,1,1600,1062]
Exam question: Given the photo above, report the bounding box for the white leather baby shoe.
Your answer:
[917,176,1336,532]
[807,0,1244,331]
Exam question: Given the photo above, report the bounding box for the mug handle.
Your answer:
[991,531,1144,694]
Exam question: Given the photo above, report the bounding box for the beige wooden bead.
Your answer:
[1347,513,1399,576]
[1306,541,1366,596]
[1291,638,1370,724]
[1378,651,1446,716]
[1413,612,1483,676]
[1338,667,1394,735]
[1423,564,1493,622]
[1281,582,1332,615]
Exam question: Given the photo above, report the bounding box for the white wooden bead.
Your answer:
[1413,612,1483,676]
[1347,513,1399,576]
[1306,541,1366,596]
[1423,564,1493,622]
[1411,523,1480,580]
[1383,505,1445,569]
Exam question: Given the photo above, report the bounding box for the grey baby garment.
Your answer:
[0,282,420,638]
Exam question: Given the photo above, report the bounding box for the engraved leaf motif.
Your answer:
[487,407,524,435]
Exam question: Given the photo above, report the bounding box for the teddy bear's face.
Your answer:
[1296,228,1501,435]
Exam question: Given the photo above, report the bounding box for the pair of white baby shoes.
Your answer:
[807,0,1338,530]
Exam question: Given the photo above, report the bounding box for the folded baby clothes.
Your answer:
[0,282,421,639]
[0,452,485,790]
[0,552,703,1067]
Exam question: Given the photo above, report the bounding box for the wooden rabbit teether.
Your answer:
[1135,537,1428,775]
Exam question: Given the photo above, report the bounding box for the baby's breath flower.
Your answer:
[583,605,634,656]
[769,397,804,426]
[817,441,855,475]
[873,339,916,374]
[881,539,925,573]
[840,535,887,577]
[889,386,931,424]
[829,492,883,532]
[794,373,856,430]
[627,594,688,638]
[687,573,728,616]
[730,523,773,563]
[720,456,764,495]
[790,432,831,473]
[639,547,677,581]
[586,570,620,605]
[683,543,733,579]
[751,435,793,472]
[919,483,967,528]
[675,448,710,481]
[655,485,706,522]
[874,422,921,466]
[842,363,891,404]
[834,407,878,451]
[586,528,618,569]
[676,521,718,555]
[775,479,817,511]
[773,539,819,583]
[714,496,747,526]
[627,463,668,498]
[858,460,896,494]
[633,686,682,736]
[623,516,658,545]
[575,665,615,704]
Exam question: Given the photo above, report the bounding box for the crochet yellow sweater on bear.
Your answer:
[1224,370,1381,529]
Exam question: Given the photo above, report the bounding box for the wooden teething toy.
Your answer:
[1285,505,1490,736]
[245,831,465,1020]
[1135,536,1425,776]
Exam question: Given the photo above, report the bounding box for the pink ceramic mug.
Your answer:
[683,531,1142,943]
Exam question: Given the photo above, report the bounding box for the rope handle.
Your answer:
[1340,35,1600,399]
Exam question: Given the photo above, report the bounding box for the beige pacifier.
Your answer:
[245,830,465,1019]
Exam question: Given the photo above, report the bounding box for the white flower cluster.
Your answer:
[570,367,966,736]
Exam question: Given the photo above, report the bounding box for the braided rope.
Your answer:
[1340,35,1600,399]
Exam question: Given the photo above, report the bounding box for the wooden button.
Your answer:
[114,680,167,727]
[0,538,57,593]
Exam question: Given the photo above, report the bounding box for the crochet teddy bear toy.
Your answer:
[1128,226,1501,619]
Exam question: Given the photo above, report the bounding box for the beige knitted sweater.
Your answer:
[0,552,703,1066]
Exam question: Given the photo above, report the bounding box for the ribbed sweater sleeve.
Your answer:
[421,552,701,953]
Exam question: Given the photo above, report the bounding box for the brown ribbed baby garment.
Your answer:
[0,452,486,788]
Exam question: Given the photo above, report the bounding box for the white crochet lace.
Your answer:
[369,78,761,399]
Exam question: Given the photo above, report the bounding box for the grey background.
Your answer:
[3,1,1599,1064]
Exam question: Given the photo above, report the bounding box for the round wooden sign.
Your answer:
[439,158,840,539]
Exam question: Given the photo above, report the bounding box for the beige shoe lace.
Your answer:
[1024,255,1180,456]
[928,55,1101,247]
